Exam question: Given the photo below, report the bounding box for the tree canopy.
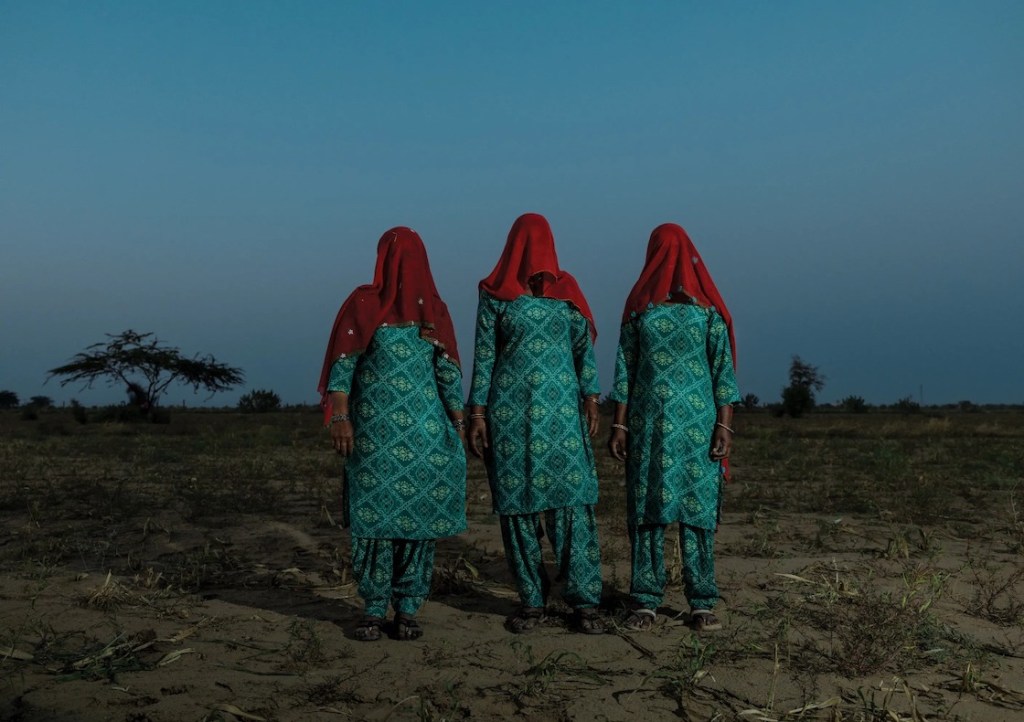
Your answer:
[780,355,826,418]
[47,330,244,413]
[788,355,826,393]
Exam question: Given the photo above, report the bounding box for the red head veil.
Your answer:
[623,223,736,365]
[318,227,460,419]
[479,213,597,340]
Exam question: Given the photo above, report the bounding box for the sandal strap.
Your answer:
[690,610,721,629]
[507,606,545,632]
[575,607,606,634]
[623,608,656,629]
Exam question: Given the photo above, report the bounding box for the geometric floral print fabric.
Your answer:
[328,325,467,540]
[468,291,601,515]
[500,507,603,608]
[350,538,436,617]
[629,523,719,610]
[610,303,740,530]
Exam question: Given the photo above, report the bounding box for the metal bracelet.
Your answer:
[611,423,629,433]
[468,413,487,420]
[715,421,735,434]
[452,418,466,431]
[330,413,351,424]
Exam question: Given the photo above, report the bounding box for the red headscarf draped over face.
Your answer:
[479,213,597,340]
[318,227,460,419]
[623,223,736,365]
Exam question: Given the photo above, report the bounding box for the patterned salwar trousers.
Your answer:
[351,537,436,618]
[629,523,718,610]
[499,505,602,609]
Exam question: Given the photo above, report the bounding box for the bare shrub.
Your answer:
[238,388,282,413]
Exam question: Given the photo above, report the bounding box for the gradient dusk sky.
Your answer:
[2,1,1023,407]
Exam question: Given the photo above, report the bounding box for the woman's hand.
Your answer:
[583,396,600,438]
[710,405,734,462]
[608,401,629,461]
[709,425,732,461]
[468,417,489,459]
[608,428,628,461]
[331,420,355,457]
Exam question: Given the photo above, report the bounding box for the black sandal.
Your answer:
[505,606,545,634]
[574,607,606,635]
[394,613,423,641]
[353,616,384,642]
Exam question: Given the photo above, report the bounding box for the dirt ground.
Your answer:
[2,410,1024,721]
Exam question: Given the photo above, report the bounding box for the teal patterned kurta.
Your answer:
[328,325,467,540]
[468,291,600,514]
[610,303,740,530]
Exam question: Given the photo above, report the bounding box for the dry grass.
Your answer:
[2,406,1023,720]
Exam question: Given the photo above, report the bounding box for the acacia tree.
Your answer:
[780,355,826,418]
[47,330,244,414]
[0,390,18,409]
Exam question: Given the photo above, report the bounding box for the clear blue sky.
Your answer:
[3,1,1022,407]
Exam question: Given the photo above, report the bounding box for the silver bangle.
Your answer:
[330,413,351,425]
[715,422,735,434]
[468,413,487,420]
[611,423,629,433]
[452,418,466,431]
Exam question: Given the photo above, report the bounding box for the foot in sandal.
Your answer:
[574,607,606,635]
[394,613,424,640]
[505,606,545,634]
[353,616,384,641]
[620,607,657,632]
[689,609,722,632]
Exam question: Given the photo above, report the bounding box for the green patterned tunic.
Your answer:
[468,292,600,515]
[610,303,739,530]
[328,325,467,540]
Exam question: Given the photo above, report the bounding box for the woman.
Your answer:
[319,227,467,642]
[607,223,739,632]
[467,213,605,634]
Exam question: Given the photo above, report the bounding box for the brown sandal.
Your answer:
[689,609,722,632]
[394,613,423,641]
[574,607,606,635]
[506,606,545,634]
[353,616,384,641]
[621,608,657,632]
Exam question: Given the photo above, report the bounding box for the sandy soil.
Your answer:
[4,474,1024,722]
